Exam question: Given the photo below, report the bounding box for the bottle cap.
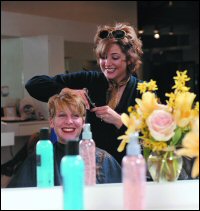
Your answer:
[39,127,50,140]
[126,132,141,156]
[82,123,92,139]
[66,140,79,155]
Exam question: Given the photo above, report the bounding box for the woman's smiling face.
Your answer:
[50,107,84,144]
[99,44,128,83]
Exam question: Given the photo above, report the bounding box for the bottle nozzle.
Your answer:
[127,132,141,156]
[82,123,92,139]
[39,127,50,140]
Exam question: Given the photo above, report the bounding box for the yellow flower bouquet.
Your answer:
[118,70,199,181]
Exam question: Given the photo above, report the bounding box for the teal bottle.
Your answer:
[61,140,85,210]
[36,127,54,187]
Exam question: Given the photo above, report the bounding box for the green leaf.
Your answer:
[143,147,151,161]
[170,127,182,146]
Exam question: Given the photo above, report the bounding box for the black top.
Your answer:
[65,140,79,155]
[7,143,122,188]
[25,71,142,164]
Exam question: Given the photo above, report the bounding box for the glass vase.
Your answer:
[147,150,183,182]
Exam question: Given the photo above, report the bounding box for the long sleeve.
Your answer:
[25,71,107,102]
[102,154,122,183]
[25,75,64,102]
[95,147,122,184]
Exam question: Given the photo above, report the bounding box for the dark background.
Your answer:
[137,1,199,103]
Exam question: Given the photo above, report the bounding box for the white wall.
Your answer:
[64,41,95,72]
[1,1,138,42]
[1,39,23,107]
[1,11,97,43]
[1,4,138,112]
[1,35,65,118]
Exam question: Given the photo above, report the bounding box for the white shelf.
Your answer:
[1,120,49,137]
[1,180,199,210]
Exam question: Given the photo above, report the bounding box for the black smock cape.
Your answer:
[7,142,122,187]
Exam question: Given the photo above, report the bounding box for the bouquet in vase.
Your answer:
[118,70,199,182]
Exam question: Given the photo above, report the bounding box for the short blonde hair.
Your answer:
[94,22,143,74]
[48,91,86,119]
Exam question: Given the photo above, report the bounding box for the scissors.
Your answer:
[83,88,96,109]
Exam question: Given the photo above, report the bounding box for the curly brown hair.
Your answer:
[94,22,143,74]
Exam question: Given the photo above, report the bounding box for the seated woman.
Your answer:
[7,90,121,188]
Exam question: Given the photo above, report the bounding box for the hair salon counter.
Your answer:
[1,120,49,137]
[1,180,199,210]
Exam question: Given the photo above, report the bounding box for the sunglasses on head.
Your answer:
[99,30,127,39]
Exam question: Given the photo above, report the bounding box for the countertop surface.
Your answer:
[1,180,199,210]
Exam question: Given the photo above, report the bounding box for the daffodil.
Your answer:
[120,113,140,132]
[173,92,196,127]
[117,134,129,152]
[135,92,158,118]
[118,113,142,152]
[193,102,199,117]
[176,117,199,178]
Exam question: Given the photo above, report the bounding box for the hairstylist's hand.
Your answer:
[91,106,123,129]
[60,88,90,110]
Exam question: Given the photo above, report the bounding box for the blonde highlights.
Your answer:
[48,91,86,119]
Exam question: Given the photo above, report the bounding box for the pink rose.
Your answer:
[146,110,176,141]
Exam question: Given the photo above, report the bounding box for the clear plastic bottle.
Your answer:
[61,140,85,210]
[79,123,96,185]
[122,132,146,210]
[36,127,54,187]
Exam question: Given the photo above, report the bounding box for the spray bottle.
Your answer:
[122,132,146,210]
[61,140,85,210]
[36,127,54,187]
[79,123,96,185]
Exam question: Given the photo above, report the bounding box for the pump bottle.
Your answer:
[79,123,96,185]
[122,132,146,210]
[61,140,85,210]
[36,127,54,187]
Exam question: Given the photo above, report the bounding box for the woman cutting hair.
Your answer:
[25,22,144,164]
